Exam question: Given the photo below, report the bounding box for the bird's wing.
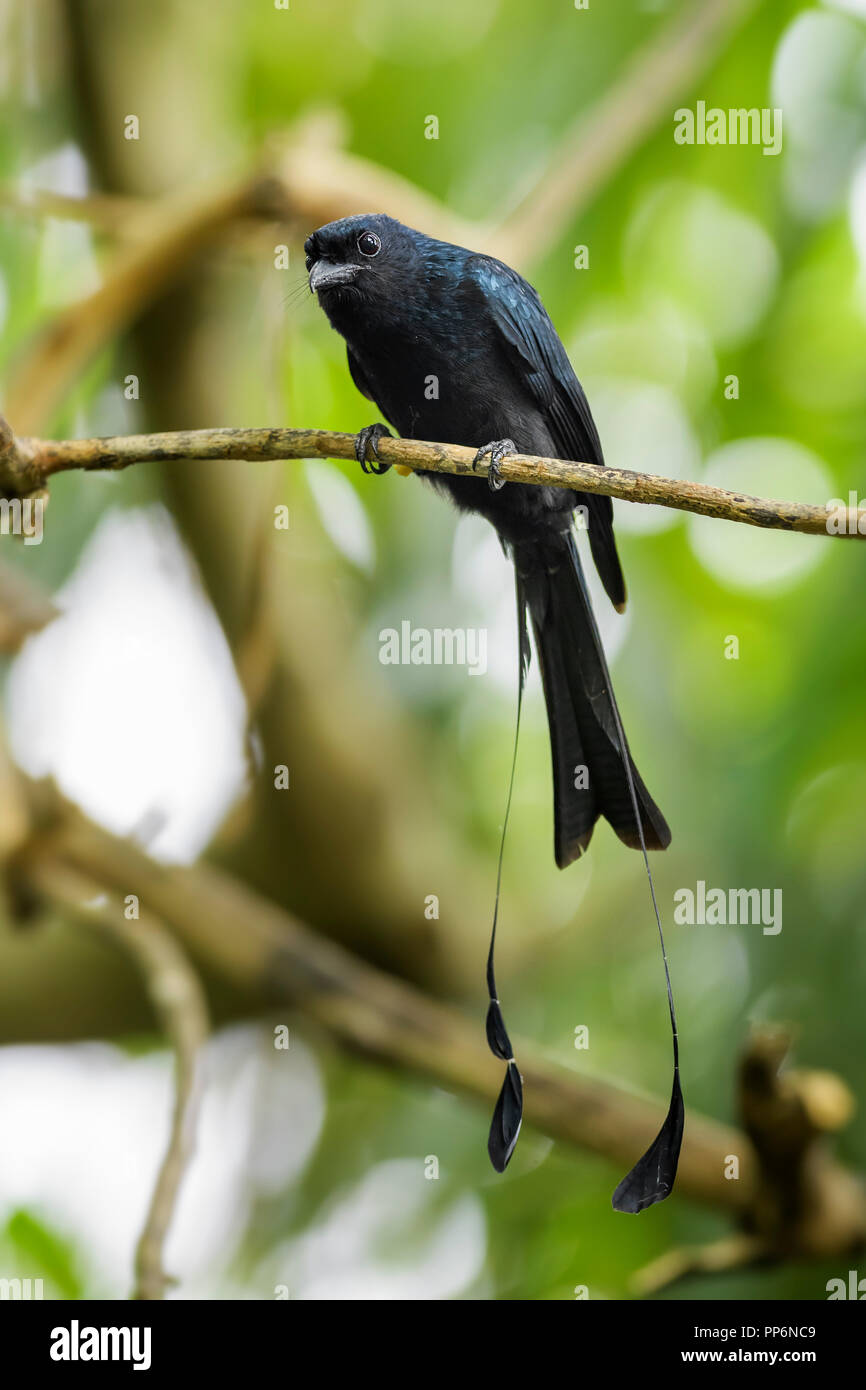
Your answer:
[464,255,603,466]
[464,255,625,610]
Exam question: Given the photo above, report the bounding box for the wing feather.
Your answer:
[464,256,625,609]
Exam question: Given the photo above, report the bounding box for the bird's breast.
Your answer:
[351,331,526,449]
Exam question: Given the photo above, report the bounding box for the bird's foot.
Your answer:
[473,438,515,492]
[354,422,392,475]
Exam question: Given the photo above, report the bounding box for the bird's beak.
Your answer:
[309,260,360,294]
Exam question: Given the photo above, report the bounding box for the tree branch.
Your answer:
[13,778,866,1264]
[1,117,475,436]
[4,1,763,436]
[0,413,43,496]
[26,858,210,1301]
[0,559,58,654]
[3,176,282,436]
[0,185,142,234]
[490,0,763,266]
[4,420,863,539]
[16,778,748,1216]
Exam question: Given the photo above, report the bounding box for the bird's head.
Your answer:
[304,214,419,325]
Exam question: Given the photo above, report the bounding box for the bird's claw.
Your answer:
[473,438,515,492]
[354,422,392,475]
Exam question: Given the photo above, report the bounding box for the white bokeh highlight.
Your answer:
[623,183,780,347]
[0,1026,325,1298]
[687,438,833,593]
[304,459,375,572]
[7,505,249,863]
[589,380,701,534]
[262,1157,486,1300]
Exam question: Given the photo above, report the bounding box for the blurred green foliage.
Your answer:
[0,1209,83,1300]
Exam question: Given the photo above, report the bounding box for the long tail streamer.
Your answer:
[484,532,683,1210]
[567,530,683,1212]
[484,577,530,1172]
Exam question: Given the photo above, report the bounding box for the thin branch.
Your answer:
[491,0,763,266]
[6,421,864,539]
[0,185,141,233]
[3,177,281,435]
[631,1234,769,1297]
[268,119,477,250]
[0,126,475,250]
[27,855,210,1301]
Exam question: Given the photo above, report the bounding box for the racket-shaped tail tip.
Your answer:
[611,1073,684,1214]
[487,1060,524,1173]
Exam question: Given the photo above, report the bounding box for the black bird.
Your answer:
[305,213,682,1211]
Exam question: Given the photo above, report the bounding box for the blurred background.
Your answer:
[0,0,865,1301]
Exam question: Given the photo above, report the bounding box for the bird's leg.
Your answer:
[473,438,515,492]
[354,422,393,475]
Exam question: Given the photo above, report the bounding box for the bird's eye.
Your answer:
[357,231,381,257]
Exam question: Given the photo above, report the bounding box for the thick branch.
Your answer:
[0,186,141,234]
[3,177,278,435]
[6,0,761,435]
[0,413,43,495]
[19,782,748,1215]
[9,422,865,539]
[2,120,474,436]
[14,780,865,1260]
[0,559,58,654]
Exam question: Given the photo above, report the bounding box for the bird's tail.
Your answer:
[513,529,670,868]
